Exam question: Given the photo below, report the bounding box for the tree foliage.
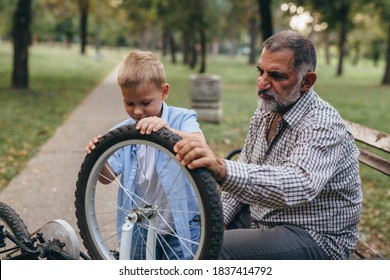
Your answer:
[2,0,390,83]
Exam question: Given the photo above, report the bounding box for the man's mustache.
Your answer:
[257,89,276,99]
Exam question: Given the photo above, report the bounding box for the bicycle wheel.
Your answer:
[75,124,224,260]
[0,202,34,259]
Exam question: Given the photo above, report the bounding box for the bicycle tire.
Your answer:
[75,124,223,260]
[0,202,34,259]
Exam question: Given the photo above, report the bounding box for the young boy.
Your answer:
[86,50,204,259]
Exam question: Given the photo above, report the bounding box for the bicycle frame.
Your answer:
[0,213,91,260]
[0,224,86,260]
[119,205,159,260]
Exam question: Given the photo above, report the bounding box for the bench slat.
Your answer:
[344,120,390,152]
[359,149,390,176]
[353,239,383,259]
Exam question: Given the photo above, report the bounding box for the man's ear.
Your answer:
[300,72,317,93]
[162,83,170,100]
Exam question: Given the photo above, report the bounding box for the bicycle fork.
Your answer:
[119,205,158,260]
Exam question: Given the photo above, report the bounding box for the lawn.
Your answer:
[0,43,126,189]
[0,44,389,257]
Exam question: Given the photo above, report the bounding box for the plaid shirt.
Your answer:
[221,89,362,260]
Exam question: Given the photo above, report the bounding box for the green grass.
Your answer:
[0,43,127,189]
[1,45,389,257]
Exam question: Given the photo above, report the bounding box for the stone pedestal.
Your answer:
[189,74,222,123]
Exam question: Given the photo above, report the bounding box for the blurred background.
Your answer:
[0,0,389,257]
[1,0,390,79]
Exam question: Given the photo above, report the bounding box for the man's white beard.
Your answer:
[258,81,302,113]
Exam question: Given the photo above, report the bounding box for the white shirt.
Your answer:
[134,144,175,234]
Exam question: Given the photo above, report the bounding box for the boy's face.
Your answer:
[121,83,169,122]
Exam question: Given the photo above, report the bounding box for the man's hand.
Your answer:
[173,130,227,182]
[86,135,102,154]
[136,116,169,135]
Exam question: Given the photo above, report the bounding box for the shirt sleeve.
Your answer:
[107,149,123,176]
[221,190,246,225]
[178,109,202,134]
[221,121,350,209]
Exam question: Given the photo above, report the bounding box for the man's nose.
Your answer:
[257,75,271,91]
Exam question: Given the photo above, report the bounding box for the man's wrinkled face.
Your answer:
[256,48,303,113]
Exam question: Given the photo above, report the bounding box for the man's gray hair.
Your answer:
[263,31,317,76]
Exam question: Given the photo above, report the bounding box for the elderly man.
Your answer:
[174,30,362,260]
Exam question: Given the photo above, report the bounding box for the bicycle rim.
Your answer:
[75,125,223,260]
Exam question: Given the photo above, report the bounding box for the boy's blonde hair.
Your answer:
[118,50,166,90]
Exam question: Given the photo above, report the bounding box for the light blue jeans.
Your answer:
[130,215,200,260]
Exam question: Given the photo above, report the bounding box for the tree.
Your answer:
[257,0,274,43]
[0,1,11,39]
[296,0,353,76]
[79,0,89,55]
[383,23,390,85]
[220,0,260,64]
[348,0,390,85]
[194,0,208,73]
[335,0,349,76]
[155,0,180,63]
[172,0,214,73]
[12,0,32,89]
[376,0,390,85]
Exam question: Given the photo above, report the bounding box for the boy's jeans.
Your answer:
[130,215,200,260]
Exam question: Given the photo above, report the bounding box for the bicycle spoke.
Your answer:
[75,126,223,260]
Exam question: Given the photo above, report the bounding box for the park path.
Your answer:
[0,65,127,244]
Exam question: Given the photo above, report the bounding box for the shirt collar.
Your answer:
[160,101,169,121]
[256,89,315,128]
[282,89,315,128]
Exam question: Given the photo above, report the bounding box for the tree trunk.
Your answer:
[95,0,103,60]
[336,0,349,77]
[324,32,331,65]
[182,32,190,65]
[248,16,258,65]
[190,43,198,70]
[12,0,32,89]
[79,0,89,55]
[162,28,169,57]
[199,29,206,73]
[257,0,273,43]
[169,32,177,64]
[382,23,390,85]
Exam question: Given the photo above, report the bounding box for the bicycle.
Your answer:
[74,124,224,260]
[0,201,89,260]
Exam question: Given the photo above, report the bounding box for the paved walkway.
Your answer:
[0,65,127,240]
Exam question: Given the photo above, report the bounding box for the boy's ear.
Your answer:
[300,72,317,93]
[162,83,170,100]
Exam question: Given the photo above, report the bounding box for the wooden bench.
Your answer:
[344,120,389,259]
[225,120,390,259]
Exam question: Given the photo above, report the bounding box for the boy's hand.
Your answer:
[86,135,102,154]
[136,117,170,135]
